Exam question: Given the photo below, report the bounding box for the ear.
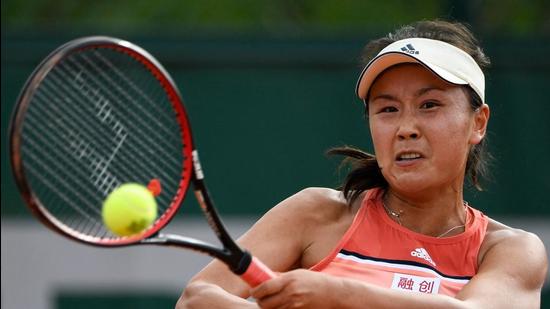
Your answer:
[469,103,490,145]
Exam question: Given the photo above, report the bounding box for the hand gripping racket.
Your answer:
[8,36,275,287]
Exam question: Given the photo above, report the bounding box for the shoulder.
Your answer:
[266,187,358,225]
[289,187,346,205]
[482,218,546,256]
[238,187,361,269]
[280,188,364,267]
[286,187,344,205]
[249,187,352,235]
[479,218,548,289]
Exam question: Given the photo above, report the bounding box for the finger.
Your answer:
[250,277,285,300]
[256,292,288,309]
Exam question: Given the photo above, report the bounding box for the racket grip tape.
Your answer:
[240,256,276,287]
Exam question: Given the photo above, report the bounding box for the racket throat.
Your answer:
[228,250,252,275]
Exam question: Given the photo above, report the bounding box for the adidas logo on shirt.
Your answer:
[411,248,436,266]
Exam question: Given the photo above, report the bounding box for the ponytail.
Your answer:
[327,146,387,205]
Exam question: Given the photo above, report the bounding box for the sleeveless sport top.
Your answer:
[311,188,488,296]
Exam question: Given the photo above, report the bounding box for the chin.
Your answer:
[392,184,431,195]
[385,174,434,194]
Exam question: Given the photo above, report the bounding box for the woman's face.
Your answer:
[368,63,488,194]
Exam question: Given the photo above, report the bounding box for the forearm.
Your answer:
[337,278,469,309]
[177,281,258,309]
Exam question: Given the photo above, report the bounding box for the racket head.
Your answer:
[9,36,194,246]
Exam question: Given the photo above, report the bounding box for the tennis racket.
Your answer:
[8,36,275,287]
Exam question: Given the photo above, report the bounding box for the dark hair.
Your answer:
[329,20,491,205]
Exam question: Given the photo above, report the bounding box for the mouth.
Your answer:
[395,152,423,161]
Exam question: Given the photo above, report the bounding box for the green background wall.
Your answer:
[2,34,550,218]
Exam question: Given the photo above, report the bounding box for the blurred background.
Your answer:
[2,0,549,308]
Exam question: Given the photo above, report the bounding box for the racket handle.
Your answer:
[240,256,276,287]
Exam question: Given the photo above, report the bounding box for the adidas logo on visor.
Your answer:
[401,44,419,55]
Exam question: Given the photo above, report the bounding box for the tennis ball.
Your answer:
[102,183,157,237]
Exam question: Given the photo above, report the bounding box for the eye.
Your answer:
[420,101,440,109]
[378,106,398,113]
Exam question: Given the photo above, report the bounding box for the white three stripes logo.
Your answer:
[411,248,436,266]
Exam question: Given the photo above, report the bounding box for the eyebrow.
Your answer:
[416,86,444,97]
[370,86,445,103]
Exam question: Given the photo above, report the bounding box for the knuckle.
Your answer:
[175,295,192,309]
[182,286,197,298]
[183,281,207,296]
[179,282,209,307]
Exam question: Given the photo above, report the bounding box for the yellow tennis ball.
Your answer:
[102,183,158,237]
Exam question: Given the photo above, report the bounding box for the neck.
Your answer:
[382,187,467,237]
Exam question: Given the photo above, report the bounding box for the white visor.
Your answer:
[356,38,485,103]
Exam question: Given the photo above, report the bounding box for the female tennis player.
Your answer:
[176,20,547,308]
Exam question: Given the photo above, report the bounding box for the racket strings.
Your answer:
[88,50,181,132]
[63,50,186,196]
[33,73,173,185]
[66,52,183,160]
[24,107,174,220]
[23,108,171,218]
[24,83,177,235]
[21,148,104,229]
[19,46,190,239]
[22,116,127,237]
[75,51,183,150]
[35,70,180,193]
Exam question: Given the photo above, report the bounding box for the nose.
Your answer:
[398,130,419,140]
[398,131,419,140]
[397,113,421,140]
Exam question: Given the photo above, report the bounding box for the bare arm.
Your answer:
[176,188,346,308]
[456,229,548,308]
